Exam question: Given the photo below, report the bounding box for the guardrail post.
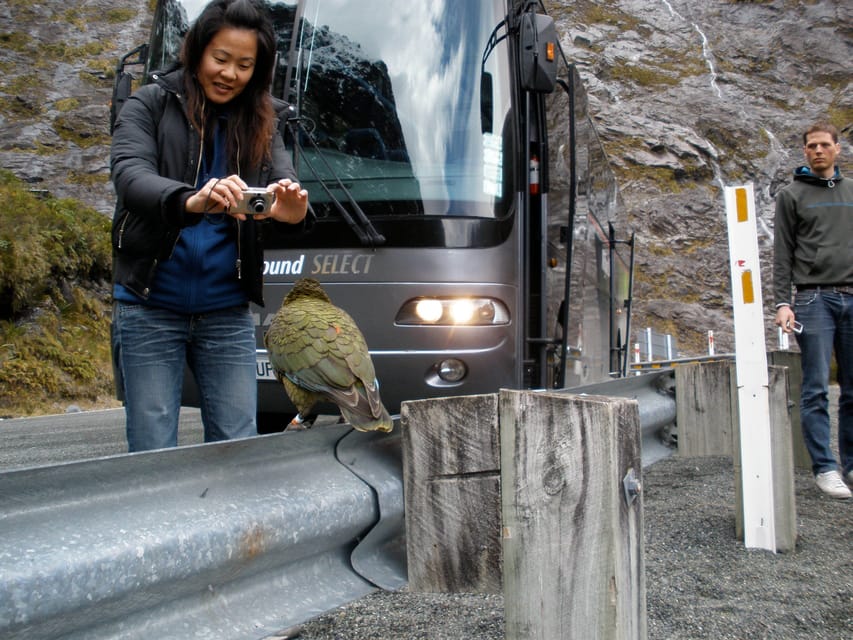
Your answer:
[767,350,810,471]
[402,375,670,604]
[675,354,809,473]
[401,393,502,593]
[501,390,646,640]
[675,360,736,456]
[675,359,798,551]
[733,365,798,551]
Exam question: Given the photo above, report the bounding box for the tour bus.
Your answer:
[112,0,634,429]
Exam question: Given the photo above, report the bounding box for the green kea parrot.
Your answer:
[264,278,393,433]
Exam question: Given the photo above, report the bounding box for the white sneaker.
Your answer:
[815,470,852,499]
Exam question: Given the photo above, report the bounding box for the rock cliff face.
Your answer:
[0,0,849,355]
[0,0,150,214]
[550,0,851,353]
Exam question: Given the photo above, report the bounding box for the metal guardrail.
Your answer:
[628,353,735,371]
[0,424,405,640]
[558,369,678,467]
[0,371,676,639]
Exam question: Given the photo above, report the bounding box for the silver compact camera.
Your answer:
[232,188,273,215]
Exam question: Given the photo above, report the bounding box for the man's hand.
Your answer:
[775,305,796,333]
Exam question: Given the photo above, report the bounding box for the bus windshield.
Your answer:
[286,0,514,220]
[148,0,515,228]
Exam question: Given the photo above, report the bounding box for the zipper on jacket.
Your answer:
[236,220,243,280]
[117,211,129,249]
[193,127,204,189]
[235,135,244,280]
[192,95,205,187]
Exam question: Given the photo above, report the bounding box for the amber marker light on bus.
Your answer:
[396,297,510,326]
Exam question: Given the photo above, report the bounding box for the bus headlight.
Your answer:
[414,299,443,323]
[396,297,510,326]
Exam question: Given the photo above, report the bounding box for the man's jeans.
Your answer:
[794,289,853,476]
[112,302,258,452]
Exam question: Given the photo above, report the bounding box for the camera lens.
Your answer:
[249,197,266,213]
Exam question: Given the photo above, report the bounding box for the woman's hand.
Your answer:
[255,179,308,224]
[186,174,250,218]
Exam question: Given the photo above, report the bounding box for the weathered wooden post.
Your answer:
[733,365,798,551]
[675,360,736,456]
[500,390,646,640]
[675,355,806,471]
[677,359,798,551]
[767,350,811,471]
[401,393,502,593]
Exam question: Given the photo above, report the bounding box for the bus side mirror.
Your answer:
[480,72,494,133]
[110,72,133,135]
[109,44,149,134]
[518,13,557,94]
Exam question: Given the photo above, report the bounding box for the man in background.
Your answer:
[774,121,853,499]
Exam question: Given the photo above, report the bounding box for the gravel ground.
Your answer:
[286,389,852,640]
[286,456,852,640]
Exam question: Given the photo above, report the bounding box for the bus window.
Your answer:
[289,0,514,220]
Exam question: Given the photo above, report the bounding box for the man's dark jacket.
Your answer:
[110,69,298,306]
[773,166,853,305]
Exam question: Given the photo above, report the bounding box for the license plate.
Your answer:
[256,355,277,381]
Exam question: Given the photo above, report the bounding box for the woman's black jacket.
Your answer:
[110,69,298,307]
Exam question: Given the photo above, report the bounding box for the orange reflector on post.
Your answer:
[741,269,755,304]
[546,42,555,62]
[736,188,749,222]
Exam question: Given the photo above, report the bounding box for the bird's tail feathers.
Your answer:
[340,403,394,433]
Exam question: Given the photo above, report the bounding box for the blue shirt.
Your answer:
[114,114,247,313]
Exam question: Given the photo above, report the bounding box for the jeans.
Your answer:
[794,289,853,476]
[112,302,258,452]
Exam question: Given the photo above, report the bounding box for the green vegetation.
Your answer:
[66,171,110,188]
[645,244,675,258]
[54,98,80,113]
[608,64,681,87]
[0,171,115,417]
[825,103,853,132]
[80,59,118,84]
[605,43,709,88]
[0,30,31,52]
[599,135,716,193]
[42,39,114,65]
[549,0,643,31]
[104,8,138,24]
[53,115,111,148]
[63,6,137,28]
[0,95,43,119]
[4,74,45,96]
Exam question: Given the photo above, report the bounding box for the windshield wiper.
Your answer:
[284,107,386,247]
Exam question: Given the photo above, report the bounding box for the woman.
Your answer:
[110,0,308,452]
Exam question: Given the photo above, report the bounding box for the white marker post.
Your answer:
[724,184,776,552]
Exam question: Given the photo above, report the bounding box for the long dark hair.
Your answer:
[180,0,276,170]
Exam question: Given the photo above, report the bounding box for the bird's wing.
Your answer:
[265,289,392,431]
[266,300,365,399]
